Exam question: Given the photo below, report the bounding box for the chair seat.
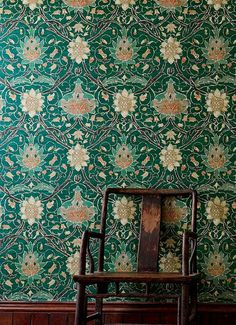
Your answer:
[73,272,199,284]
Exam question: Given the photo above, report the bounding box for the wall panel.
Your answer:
[0,302,235,325]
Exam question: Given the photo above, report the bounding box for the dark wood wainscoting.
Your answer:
[0,302,235,325]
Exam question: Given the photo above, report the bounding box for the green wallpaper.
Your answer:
[0,0,235,302]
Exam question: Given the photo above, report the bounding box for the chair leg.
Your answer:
[74,284,87,325]
[177,296,181,325]
[189,282,197,325]
[181,284,190,325]
[95,297,103,325]
[95,283,107,325]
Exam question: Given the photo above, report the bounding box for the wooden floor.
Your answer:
[0,302,235,325]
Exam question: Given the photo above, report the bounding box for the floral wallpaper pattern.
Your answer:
[0,0,235,303]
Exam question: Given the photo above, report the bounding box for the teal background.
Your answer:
[0,0,235,302]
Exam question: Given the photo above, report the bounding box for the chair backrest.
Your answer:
[99,188,197,274]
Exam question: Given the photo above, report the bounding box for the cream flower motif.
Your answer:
[206,197,228,226]
[159,252,181,272]
[20,196,43,225]
[66,251,80,276]
[22,0,43,10]
[67,144,89,171]
[207,0,228,10]
[114,89,136,118]
[165,23,176,33]
[160,144,182,171]
[72,238,82,247]
[206,89,228,118]
[165,130,176,140]
[160,37,182,64]
[73,130,83,140]
[74,23,84,33]
[115,0,135,10]
[113,196,136,225]
[21,89,43,117]
[68,36,90,64]
[165,238,176,249]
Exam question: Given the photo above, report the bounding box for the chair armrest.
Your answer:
[182,230,197,276]
[79,230,105,275]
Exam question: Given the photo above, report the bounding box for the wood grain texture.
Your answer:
[0,313,13,325]
[49,313,68,325]
[31,314,49,325]
[138,195,161,272]
[13,313,31,325]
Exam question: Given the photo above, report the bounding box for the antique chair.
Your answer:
[73,188,199,325]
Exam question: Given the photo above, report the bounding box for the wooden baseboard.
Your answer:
[0,301,235,325]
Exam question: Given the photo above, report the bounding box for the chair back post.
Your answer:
[191,190,197,233]
[79,230,89,275]
[182,190,197,276]
[98,189,110,272]
[182,231,190,276]
[191,190,197,274]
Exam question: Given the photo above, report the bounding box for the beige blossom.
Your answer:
[160,144,182,171]
[165,130,176,140]
[21,89,43,117]
[206,89,228,117]
[22,0,43,10]
[114,89,136,118]
[68,36,90,64]
[160,37,182,64]
[72,238,82,247]
[113,196,136,225]
[207,0,228,10]
[165,238,176,249]
[159,252,181,272]
[73,130,83,140]
[74,23,84,33]
[20,196,43,225]
[165,23,176,33]
[206,197,228,226]
[67,144,89,171]
[115,0,135,10]
[67,251,80,276]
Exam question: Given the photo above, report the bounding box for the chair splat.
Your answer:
[138,194,161,272]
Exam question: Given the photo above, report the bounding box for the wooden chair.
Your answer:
[73,188,199,325]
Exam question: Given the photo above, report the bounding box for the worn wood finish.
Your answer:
[138,195,161,272]
[74,272,199,284]
[73,188,198,325]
